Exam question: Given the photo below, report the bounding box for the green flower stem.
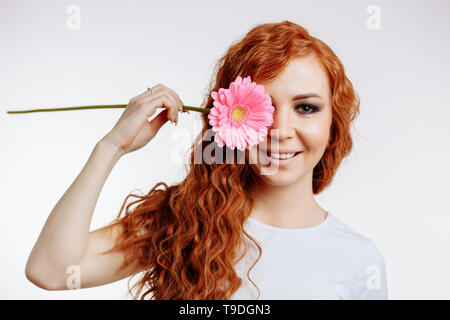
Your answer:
[6,104,210,114]
[182,105,210,113]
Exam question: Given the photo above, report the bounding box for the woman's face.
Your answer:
[246,54,333,186]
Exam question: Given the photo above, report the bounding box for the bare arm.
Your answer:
[25,137,141,290]
[25,84,184,291]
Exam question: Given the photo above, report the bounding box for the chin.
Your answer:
[257,168,308,186]
[260,176,298,187]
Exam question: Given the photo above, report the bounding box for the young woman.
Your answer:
[25,20,388,300]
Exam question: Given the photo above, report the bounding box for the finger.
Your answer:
[140,85,178,118]
[155,85,182,119]
[138,91,178,122]
[122,84,164,123]
[155,89,180,122]
[134,84,176,112]
[131,84,180,122]
[129,108,170,151]
[148,108,170,134]
[152,84,183,113]
[166,88,184,113]
[126,87,158,115]
[164,92,180,122]
[146,83,164,97]
[131,83,163,103]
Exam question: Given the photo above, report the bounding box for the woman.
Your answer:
[25,20,388,300]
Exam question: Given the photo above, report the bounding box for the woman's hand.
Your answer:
[103,84,184,155]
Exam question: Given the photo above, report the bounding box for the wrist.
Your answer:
[97,135,125,160]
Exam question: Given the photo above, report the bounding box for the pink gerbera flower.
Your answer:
[208,75,274,152]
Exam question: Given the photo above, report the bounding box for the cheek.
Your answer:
[299,118,331,150]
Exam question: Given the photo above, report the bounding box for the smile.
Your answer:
[258,149,303,167]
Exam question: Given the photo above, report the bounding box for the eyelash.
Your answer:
[294,103,319,114]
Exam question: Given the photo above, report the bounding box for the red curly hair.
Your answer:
[103,20,360,299]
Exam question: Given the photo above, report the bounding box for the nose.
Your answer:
[268,106,296,142]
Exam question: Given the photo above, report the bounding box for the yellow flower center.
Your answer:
[231,106,246,122]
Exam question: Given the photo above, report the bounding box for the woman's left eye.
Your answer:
[294,103,319,114]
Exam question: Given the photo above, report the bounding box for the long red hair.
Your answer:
[103,20,360,299]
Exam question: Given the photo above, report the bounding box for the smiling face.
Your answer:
[246,54,333,187]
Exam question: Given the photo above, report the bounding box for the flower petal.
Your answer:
[209,74,274,151]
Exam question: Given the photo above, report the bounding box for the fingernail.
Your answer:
[172,109,176,122]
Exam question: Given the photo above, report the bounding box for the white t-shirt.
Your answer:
[231,211,388,300]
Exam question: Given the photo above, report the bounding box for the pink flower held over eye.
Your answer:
[208,75,275,152]
[6,75,274,153]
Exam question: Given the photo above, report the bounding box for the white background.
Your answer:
[1,0,449,299]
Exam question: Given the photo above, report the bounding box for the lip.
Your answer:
[262,149,302,154]
[259,149,303,167]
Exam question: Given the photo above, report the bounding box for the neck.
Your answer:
[250,170,326,229]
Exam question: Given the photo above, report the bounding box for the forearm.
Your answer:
[26,137,124,276]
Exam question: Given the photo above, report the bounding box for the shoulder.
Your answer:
[326,214,388,299]
[326,214,387,275]
[350,238,388,299]
[326,213,384,257]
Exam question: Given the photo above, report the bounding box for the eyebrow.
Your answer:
[269,93,322,102]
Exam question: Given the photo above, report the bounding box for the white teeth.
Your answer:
[269,152,296,159]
